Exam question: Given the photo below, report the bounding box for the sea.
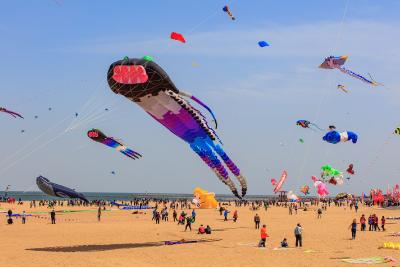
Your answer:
[0,191,275,201]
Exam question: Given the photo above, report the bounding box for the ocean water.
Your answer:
[1,191,274,201]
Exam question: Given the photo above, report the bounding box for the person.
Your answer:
[191,209,196,222]
[97,206,101,222]
[373,214,380,231]
[368,215,373,231]
[254,214,260,229]
[294,205,298,214]
[198,224,205,234]
[219,206,224,216]
[223,209,230,221]
[349,219,357,240]
[22,211,26,224]
[205,225,212,234]
[233,210,238,222]
[185,216,192,231]
[360,214,366,231]
[155,211,160,224]
[281,238,288,248]
[294,223,302,247]
[50,210,56,224]
[354,202,359,213]
[381,216,386,231]
[289,205,292,215]
[258,224,269,247]
[317,208,322,219]
[173,209,177,222]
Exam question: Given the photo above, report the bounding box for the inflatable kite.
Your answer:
[222,5,235,20]
[322,130,358,144]
[337,84,348,93]
[273,171,287,193]
[170,32,186,43]
[287,191,299,202]
[321,165,343,185]
[0,107,23,119]
[312,176,329,197]
[346,164,355,175]
[394,127,400,135]
[296,120,323,131]
[36,175,88,202]
[193,187,218,209]
[271,178,277,186]
[319,56,379,86]
[300,185,310,195]
[107,57,247,198]
[87,129,142,159]
[258,41,269,47]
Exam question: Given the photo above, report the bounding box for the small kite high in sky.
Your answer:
[258,41,269,47]
[337,84,348,93]
[394,127,400,135]
[319,56,379,86]
[36,175,88,202]
[87,129,142,159]
[296,120,323,131]
[0,107,23,119]
[107,57,247,198]
[170,32,186,43]
[222,5,235,20]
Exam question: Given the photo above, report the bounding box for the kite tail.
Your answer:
[190,143,241,199]
[121,148,142,159]
[179,91,218,129]
[338,67,379,86]
[7,111,24,119]
[214,144,247,197]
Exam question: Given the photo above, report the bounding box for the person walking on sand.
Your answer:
[317,208,322,219]
[21,211,26,224]
[258,224,269,247]
[233,210,238,222]
[381,216,386,231]
[294,223,302,247]
[223,209,230,221]
[360,214,366,231]
[173,209,177,222]
[185,216,192,231]
[50,210,56,224]
[254,214,261,229]
[97,206,101,222]
[349,219,357,240]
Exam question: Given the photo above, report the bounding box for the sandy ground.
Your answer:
[0,202,399,267]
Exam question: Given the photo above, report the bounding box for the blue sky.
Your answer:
[0,0,399,196]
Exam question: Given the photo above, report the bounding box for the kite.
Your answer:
[107,57,247,198]
[346,164,355,175]
[258,41,269,47]
[296,120,323,131]
[193,187,218,209]
[394,127,400,135]
[300,185,310,195]
[87,129,142,159]
[299,138,304,143]
[319,56,379,86]
[273,171,287,193]
[142,55,153,62]
[337,84,348,93]
[36,175,88,202]
[222,5,235,20]
[0,107,23,119]
[287,191,299,202]
[312,176,329,198]
[322,130,358,144]
[170,32,186,43]
[271,178,277,186]
[321,164,343,185]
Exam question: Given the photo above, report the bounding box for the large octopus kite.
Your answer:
[107,57,247,198]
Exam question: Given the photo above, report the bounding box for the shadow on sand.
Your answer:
[26,238,222,252]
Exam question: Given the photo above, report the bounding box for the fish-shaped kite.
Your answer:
[87,129,142,159]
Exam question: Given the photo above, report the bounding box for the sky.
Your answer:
[0,0,399,196]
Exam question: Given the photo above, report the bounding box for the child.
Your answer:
[349,219,357,240]
[281,238,288,248]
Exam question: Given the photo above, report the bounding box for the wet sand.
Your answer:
[0,202,399,267]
